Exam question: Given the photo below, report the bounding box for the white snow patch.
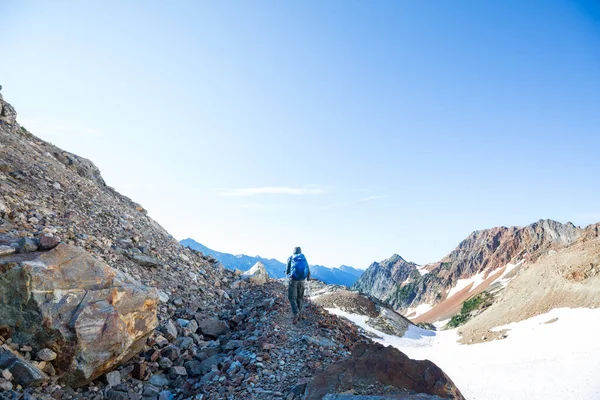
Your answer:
[324,308,436,348]
[352,307,600,400]
[433,318,450,329]
[405,303,433,319]
[416,265,430,276]
[446,265,508,299]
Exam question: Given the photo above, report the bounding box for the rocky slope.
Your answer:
[353,220,585,323]
[0,88,464,399]
[458,222,600,344]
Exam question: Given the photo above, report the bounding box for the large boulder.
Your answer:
[304,343,464,399]
[241,262,269,285]
[0,243,159,386]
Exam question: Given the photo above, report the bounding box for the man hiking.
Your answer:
[286,246,311,324]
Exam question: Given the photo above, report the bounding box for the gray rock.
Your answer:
[158,390,175,400]
[164,320,178,339]
[105,370,121,388]
[105,390,129,400]
[183,360,202,377]
[158,357,173,370]
[198,355,223,374]
[196,317,229,338]
[225,340,243,351]
[0,379,13,391]
[143,384,161,397]
[148,374,169,387]
[170,366,187,376]
[127,251,159,267]
[0,349,46,387]
[36,348,57,362]
[16,237,38,253]
[0,246,14,256]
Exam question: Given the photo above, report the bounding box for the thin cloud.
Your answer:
[357,195,388,202]
[214,185,329,197]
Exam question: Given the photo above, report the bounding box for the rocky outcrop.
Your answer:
[304,343,464,399]
[352,254,421,304]
[0,90,17,125]
[241,261,269,285]
[0,241,159,386]
[312,282,413,337]
[353,220,584,322]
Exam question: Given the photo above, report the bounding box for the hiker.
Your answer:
[286,246,311,324]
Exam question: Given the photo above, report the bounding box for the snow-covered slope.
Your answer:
[325,306,600,400]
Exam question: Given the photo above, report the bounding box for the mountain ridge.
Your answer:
[352,218,591,322]
[181,238,364,286]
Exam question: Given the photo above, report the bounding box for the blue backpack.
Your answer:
[290,254,309,280]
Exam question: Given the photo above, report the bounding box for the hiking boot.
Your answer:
[292,315,299,325]
[299,311,304,321]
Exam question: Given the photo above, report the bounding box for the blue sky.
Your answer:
[2,1,599,268]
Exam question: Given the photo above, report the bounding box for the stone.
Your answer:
[302,335,337,348]
[0,379,13,391]
[42,363,56,376]
[170,366,187,376]
[196,318,229,339]
[303,343,465,400]
[0,246,14,256]
[158,357,173,370]
[198,355,223,375]
[1,369,12,380]
[225,340,243,351]
[148,374,169,387]
[241,262,269,285]
[36,349,57,362]
[158,390,175,400]
[126,252,159,267]
[15,237,38,253]
[0,349,46,387]
[0,244,159,387]
[143,384,161,397]
[105,390,129,400]
[38,235,60,251]
[105,370,121,388]
[154,335,169,348]
[187,319,199,334]
[176,318,190,327]
[164,320,178,339]
[183,360,202,377]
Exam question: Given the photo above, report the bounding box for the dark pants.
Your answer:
[288,279,306,316]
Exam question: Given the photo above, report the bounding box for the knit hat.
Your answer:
[294,246,302,254]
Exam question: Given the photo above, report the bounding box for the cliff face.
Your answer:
[353,219,583,320]
[351,254,421,303]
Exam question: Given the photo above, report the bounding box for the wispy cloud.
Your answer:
[357,195,388,202]
[214,185,329,197]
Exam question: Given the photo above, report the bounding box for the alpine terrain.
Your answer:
[0,87,464,399]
